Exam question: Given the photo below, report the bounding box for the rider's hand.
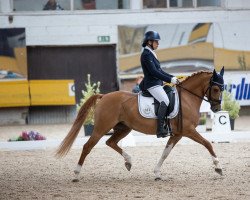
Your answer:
[171,77,179,84]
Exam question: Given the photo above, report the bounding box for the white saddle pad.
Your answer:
[138,88,179,119]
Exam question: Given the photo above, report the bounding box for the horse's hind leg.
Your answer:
[106,123,132,171]
[73,131,104,181]
[154,135,182,180]
[186,130,223,175]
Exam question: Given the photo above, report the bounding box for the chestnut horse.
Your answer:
[56,68,224,181]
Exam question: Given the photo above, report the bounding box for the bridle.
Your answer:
[176,76,224,107]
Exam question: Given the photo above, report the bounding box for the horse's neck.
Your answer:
[182,73,211,96]
[180,73,212,108]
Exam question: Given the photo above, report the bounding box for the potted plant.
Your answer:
[77,74,100,136]
[222,90,240,130]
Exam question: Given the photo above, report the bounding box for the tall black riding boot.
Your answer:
[156,101,169,138]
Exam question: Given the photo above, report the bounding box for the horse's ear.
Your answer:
[213,69,217,78]
[220,66,224,77]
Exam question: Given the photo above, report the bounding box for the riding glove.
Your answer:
[171,77,179,84]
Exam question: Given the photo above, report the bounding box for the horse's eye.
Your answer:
[214,88,219,93]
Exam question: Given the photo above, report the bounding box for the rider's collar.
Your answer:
[145,46,158,59]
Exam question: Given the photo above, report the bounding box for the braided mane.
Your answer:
[178,71,212,85]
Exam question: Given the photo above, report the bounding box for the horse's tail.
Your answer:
[55,94,103,158]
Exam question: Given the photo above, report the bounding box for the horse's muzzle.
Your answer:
[211,106,221,113]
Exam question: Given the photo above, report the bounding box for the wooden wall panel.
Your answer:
[27,45,118,103]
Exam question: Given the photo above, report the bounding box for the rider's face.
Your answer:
[148,40,159,50]
[152,40,159,50]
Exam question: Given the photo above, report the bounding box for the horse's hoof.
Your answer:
[125,162,132,171]
[155,177,162,181]
[215,168,223,176]
[72,178,79,182]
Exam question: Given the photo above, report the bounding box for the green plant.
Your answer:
[222,90,240,119]
[77,74,100,125]
[199,114,207,125]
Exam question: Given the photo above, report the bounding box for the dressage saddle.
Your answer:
[141,85,175,116]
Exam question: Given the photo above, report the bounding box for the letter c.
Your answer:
[219,115,226,125]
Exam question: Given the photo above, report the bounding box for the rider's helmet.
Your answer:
[142,31,161,47]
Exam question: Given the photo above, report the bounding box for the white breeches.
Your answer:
[148,85,169,105]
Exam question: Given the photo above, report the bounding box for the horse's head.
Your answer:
[206,67,224,113]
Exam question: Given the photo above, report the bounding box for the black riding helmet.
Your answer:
[142,31,161,47]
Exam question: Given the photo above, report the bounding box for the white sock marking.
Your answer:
[212,156,222,169]
[122,151,131,164]
[154,144,173,178]
[74,164,82,174]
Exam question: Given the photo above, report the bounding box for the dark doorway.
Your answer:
[27,45,118,103]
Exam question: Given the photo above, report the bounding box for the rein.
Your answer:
[176,78,223,105]
[177,84,209,103]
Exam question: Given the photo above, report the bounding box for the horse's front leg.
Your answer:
[154,135,182,180]
[212,156,223,175]
[186,130,223,175]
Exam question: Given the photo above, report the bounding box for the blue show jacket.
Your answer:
[139,48,173,90]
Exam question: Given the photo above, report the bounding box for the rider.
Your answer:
[139,31,179,138]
